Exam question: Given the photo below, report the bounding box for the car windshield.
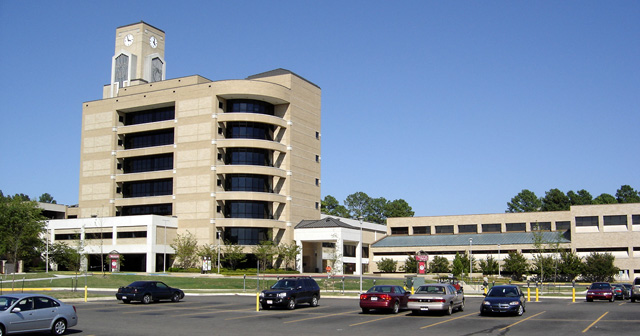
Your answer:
[487,287,519,297]
[271,279,298,290]
[0,296,18,311]
[416,286,446,294]
[590,283,611,290]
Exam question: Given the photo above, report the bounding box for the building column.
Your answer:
[335,235,344,275]
[146,221,155,273]
[355,240,362,275]
[295,240,303,273]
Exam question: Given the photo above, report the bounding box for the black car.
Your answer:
[259,277,320,310]
[116,281,184,304]
[480,285,526,316]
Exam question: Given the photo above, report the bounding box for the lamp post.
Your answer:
[162,219,168,273]
[359,216,364,294]
[45,222,49,273]
[469,238,473,280]
[497,244,501,277]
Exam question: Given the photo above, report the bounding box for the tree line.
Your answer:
[507,184,640,213]
[321,192,414,224]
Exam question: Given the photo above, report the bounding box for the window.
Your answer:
[226,121,274,140]
[604,215,627,226]
[122,179,172,198]
[34,297,57,309]
[223,227,269,245]
[123,154,173,173]
[224,201,270,219]
[322,242,335,248]
[555,221,571,231]
[413,226,430,234]
[343,245,356,257]
[225,148,271,166]
[226,99,274,115]
[506,223,526,232]
[55,233,80,240]
[435,225,454,234]
[576,216,598,227]
[633,215,640,225]
[123,106,174,126]
[482,224,501,233]
[85,232,113,239]
[531,222,551,231]
[124,129,174,149]
[225,174,270,192]
[391,227,409,235]
[120,204,172,216]
[117,231,148,238]
[458,224,477,233]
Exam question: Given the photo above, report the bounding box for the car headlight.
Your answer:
[259,292,265,298]
[482,301,491,305]
[509,301,520,306]
[278,292,287,298]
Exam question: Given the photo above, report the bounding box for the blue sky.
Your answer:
[1,1,638,217]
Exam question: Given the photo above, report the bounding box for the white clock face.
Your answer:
[150,36,158,48]
[124,34,134,46]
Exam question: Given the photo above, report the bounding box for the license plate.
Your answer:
[370,297,378,301]
[122,296,127,300]
[420,307,429,311]
[266,300,273,304]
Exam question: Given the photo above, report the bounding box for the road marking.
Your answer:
[419,312,477,329]
[582,311,608,333]
[349,312,409,326]
[283,310,361,323]
[174,308,255,317]
[499,311,546,331]
[225,305,331,320]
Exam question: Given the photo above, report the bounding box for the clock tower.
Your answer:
[110,22,166,97]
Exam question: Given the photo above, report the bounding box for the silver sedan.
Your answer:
[407,283,465,315]
[0,293,78,335]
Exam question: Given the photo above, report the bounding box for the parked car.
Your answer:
[480,285,526,316]
[116,281,185,304]
[259,277,320,310]
[631,277,640,302]
[407,283,464,315]
[359,285,410,314]
[623,284,633,300]
[612,284,629,300]
[0,293,78,335]
[437,276,463,292]
[585,282,614,302]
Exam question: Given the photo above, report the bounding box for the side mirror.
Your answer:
[11,307,21,313]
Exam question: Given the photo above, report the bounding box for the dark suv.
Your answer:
[631,277,640,302]
[259,277,320,310]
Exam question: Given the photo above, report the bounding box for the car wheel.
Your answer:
[458,299,465,312]
[171,292,181,302]
[51,318,67,335]
[516,304,524,316]
[122,299,131,304]
[0,324,5,336]
[261,304,270,310]
[310,295,319,307]
[287,298,296,310]
[362,308,370,314]
[446,303,453,315]
[391,301,400,314]
[142,294,152,304]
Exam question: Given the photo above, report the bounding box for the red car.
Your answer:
[586,282,614,302]
[359,285,410,314]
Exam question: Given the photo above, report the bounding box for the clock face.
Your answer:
[150,36,158,48]
[123,34,134,46]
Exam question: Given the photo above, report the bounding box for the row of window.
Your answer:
[223,227,269,245]
[123,129,174,149]
[224,174,271,192]
[122,179,173,198]
[122,154,173,173]
[55,231,147,240]
[121,106,175,126]
[576,215,640,227]
[225,122,274,141]
[393,221,571,235]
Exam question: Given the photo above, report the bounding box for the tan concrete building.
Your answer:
[49,22,321,272]
[374,203,640,279]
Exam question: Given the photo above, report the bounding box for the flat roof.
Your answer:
[372,232,570,248]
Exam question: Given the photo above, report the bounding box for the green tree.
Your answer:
[479,256,499,275]
[384,199,415,219]
[502,251,528,280]
[540,188,571,211]
[376,258,397,273]
[197,243,219,270]
[344,192,371,219]
[38,193,57,204]
[0,196,46,265]
[49,242,80,271]
[429,256,450,273]
[593,193,617,204]
[222,242,246,271]
[582,252,619,282]
[558,251,583,281]
[506,189,541,213]
[170,231,199,269]
[252,240,277,271]
[321,195,350,217]
[277,242,301,271]
[451,253,466,277]
[567,189,593,205]
[364,197,387,224]
[616,185,640,203]
[400,255,417,273]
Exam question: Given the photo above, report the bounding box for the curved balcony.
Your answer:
[114,195,173,207]
[215,165,286,178]
[217,138,287,153]
[217,113,288,129]
[215,218,287,229]
[216,191,286,204]
[116,144,174,159]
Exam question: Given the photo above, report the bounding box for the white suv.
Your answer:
[631,277,640,302]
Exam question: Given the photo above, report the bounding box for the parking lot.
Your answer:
[68,295,638,336]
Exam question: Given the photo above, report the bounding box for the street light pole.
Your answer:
[359,216,363,294]
[498,244,501,277]
[162,219,168,273]
[469,238,473,280]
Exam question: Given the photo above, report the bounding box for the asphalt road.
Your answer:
[64,295,639,336]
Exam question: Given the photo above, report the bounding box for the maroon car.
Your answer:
[586,282,614,302]
[359,285,410,314]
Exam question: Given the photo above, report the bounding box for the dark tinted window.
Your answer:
[506,223,526,232]
[576,216,599,227]
[34,297,54,309]
[124,129,174,149]
[227,99,274,115]
[123,154,173,173]
[458,225,477,233]
[223,227,269,245]
[391,227,408,235]
[532,222,551,231]
[120,204,172,216]
[482,224,501,233]
[413,226,430,234]
[122,178,172,198]
[603,215,627,226]
[226,174,270,192]
[435,225,454,234]
[123,106,175,125]
[226,148,271,166]
[555,221,571,231]
[226,122,274,140]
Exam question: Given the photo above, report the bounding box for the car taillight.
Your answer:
[432,298,446,303]
[73,306,77,313]
[360,294,367,300]
[408,298,418,302]
[379,294,392,301]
